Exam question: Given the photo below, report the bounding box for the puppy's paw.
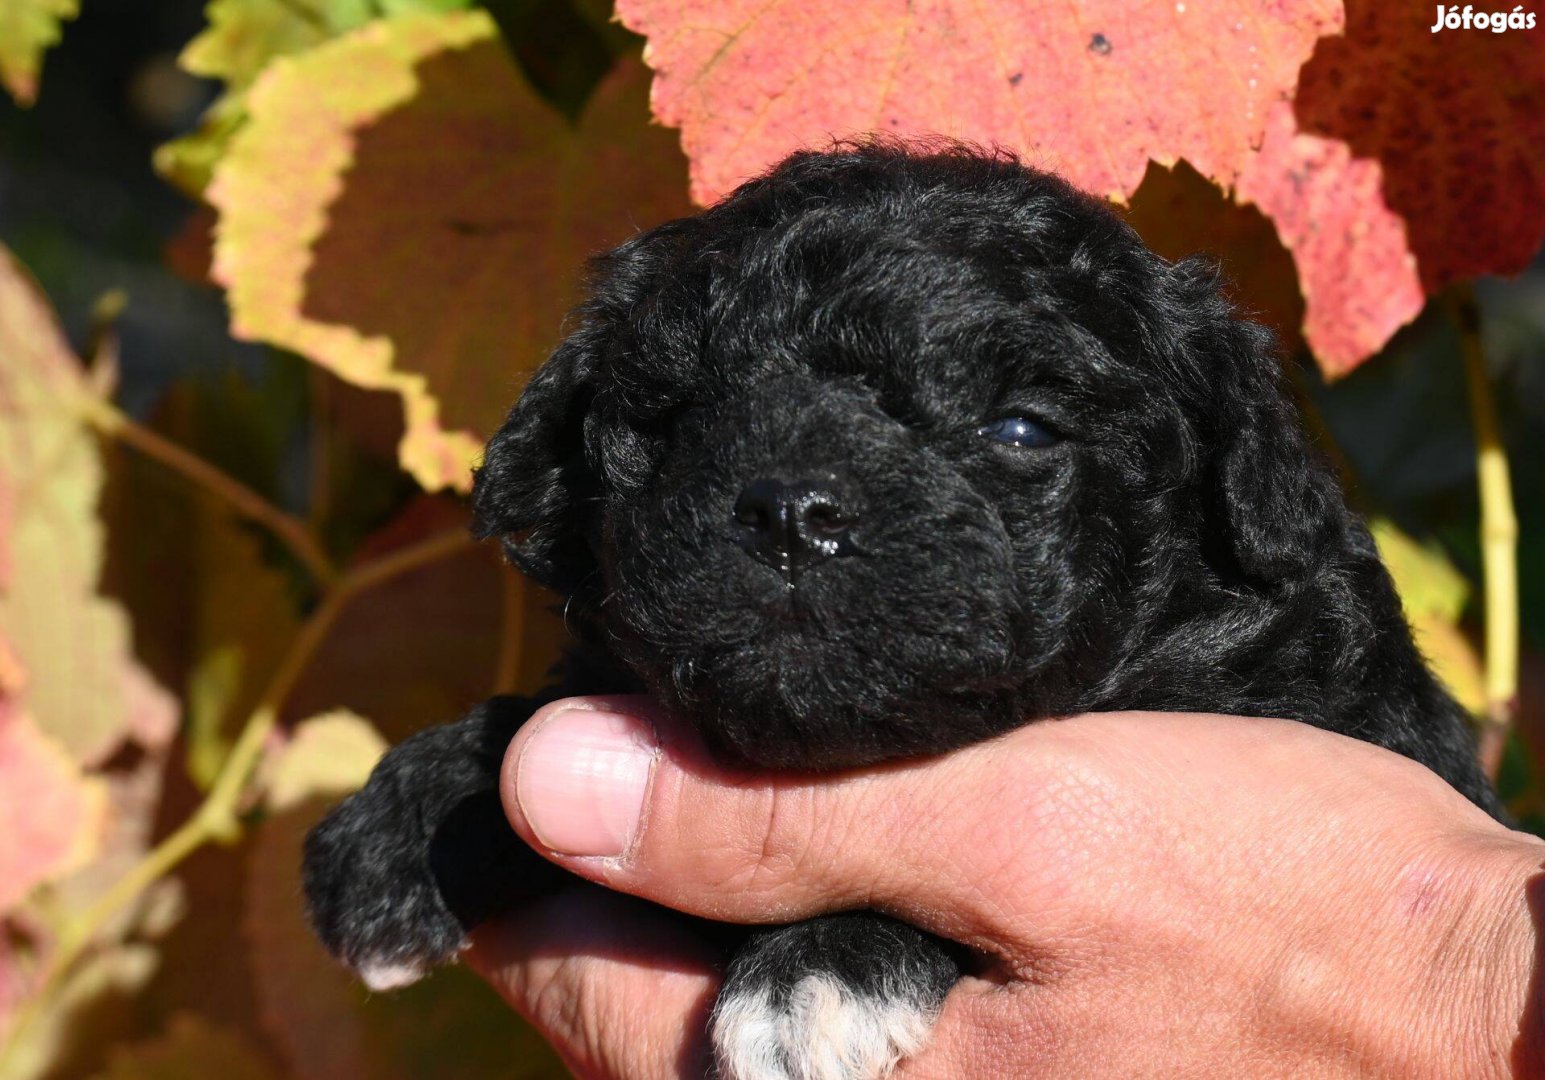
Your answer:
[713,974,933,1080]
[302,778,470,989]
[711,914,959,1080]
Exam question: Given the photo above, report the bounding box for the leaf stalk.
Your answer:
[1450,287,1519,778]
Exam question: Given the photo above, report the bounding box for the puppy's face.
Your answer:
[475,146,1324,769]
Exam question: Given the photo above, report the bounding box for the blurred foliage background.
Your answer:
[0,1,1541,1077]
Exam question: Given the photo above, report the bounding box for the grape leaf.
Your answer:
[180,0,359,91]
[182,502,304,788]
[245,713,393,1080]
[266,710,386,812]
[209,10,692,490]
[0,246,176,764]
[0,0,78,105]
[1240,0,1545,373]
[1295,0,1545,298]
[1125,159,1305,352]
[0,698,106,914]
[1234,101,1427,374]
[616,0,1545,375]
[89,1014,281,1080]
[615,0,1339,205]
[156,0,474,195]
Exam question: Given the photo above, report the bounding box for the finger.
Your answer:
[467,884,721,1080]
[497,694,1113,944]
[469,886,1047,1080]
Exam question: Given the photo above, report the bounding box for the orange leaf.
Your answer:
[210,11,692,491]
[617,0,1340,204]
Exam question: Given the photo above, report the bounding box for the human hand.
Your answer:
[467,698,1545,1079]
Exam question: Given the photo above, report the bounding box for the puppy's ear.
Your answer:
[1170,258,1344,586]
[471,340,599,597]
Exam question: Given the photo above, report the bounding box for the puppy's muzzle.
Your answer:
[734,477,859,578]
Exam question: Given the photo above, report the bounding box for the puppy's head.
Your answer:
[474,142,1343,769]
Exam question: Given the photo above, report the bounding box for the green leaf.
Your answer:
[0,0,78,105]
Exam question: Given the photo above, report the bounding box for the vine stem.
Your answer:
[1450,287,1519,778]
[0,528,473,1072]
[77,395,339,587]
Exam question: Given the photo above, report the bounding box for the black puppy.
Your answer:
[304,142,1499,1080]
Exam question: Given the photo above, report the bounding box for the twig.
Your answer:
[1450,287,1520,778]
[0,528,474,1071]
[78,395,338,586]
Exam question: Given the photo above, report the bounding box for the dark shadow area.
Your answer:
[0,0,266,414]
[1126,158,1307,353]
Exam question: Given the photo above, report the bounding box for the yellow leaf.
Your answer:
[1371,519,1485,714]
[267,710,387,812]
[0,246,176,764]
[1370,519,1470,622]
[209,11,691,490]
[0,0,77,105]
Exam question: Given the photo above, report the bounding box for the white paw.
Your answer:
[356,958,426,992]
[712,975,934,1080]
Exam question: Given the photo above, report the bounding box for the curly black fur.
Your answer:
[305,141,1499,1078]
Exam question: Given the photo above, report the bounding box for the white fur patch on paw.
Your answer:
[712,975,934,1080]
[357,959,426,992]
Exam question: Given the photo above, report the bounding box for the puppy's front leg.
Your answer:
[713,912,960,1080]
[303,695,568,989]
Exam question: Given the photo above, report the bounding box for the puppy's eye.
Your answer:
[977,416,1058,448]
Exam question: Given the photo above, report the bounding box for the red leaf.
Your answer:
[1294,0,1545,296]
[619,0,1545,374]
[1235,101,1424,375]
[617,0,1340,204]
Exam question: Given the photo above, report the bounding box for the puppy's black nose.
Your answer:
[734,478,857,574]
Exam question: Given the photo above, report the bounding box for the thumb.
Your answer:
[499,695,1067,943]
